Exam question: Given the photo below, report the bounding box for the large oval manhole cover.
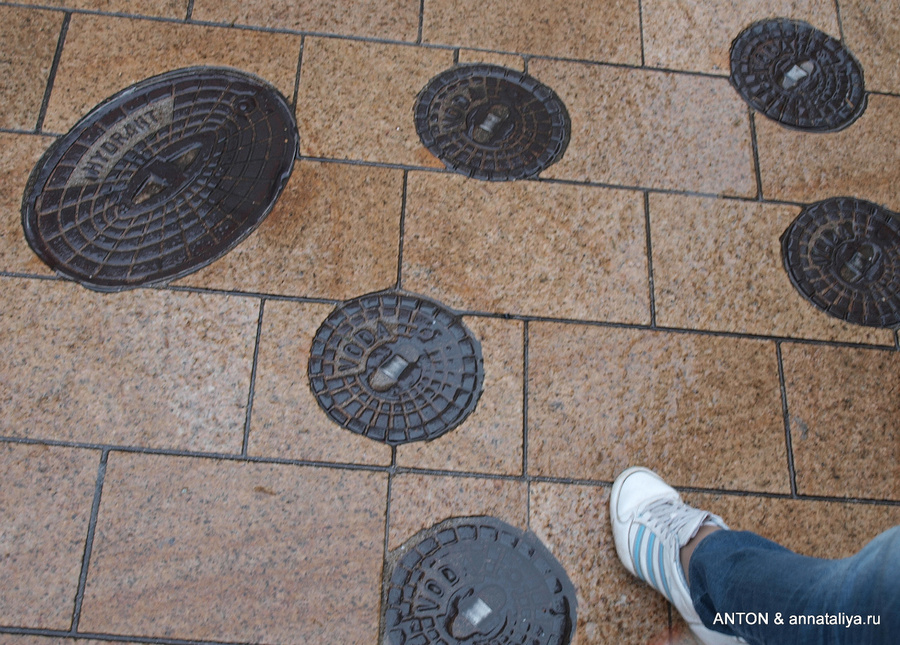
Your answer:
[730,18,866,132]
[308,292,484,444]
[21,66,298,291]
[782,197,900,328]
[414,64,570,181]
[383,516,577,645]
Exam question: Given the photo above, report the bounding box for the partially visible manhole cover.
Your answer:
[414,64,570,181]
[730,18,866,131]
[22,66,298,291]
[782,197,900,327]
[308,292,484,444]
[383,516,577,645]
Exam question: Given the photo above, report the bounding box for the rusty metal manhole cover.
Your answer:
[382,516,577,645]
[414,64,570,181]
[730,19,866,131]
[22,67,298,291]
[308,292,484,444]
[782,197,900,327]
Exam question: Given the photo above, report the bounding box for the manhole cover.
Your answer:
[22,66,298,291]
[782,197,900,327]
[414,64,570,181]
[730,18,866,131]
[308,292,484,444]
[383,516,577,645]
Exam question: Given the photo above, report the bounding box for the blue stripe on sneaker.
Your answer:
[633,525,645,581]
[645,533,658,589]
[659,543,673,603]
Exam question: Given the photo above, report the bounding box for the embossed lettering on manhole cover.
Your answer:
[308,292,484,444]
[382,516,577,645]
[414,64,570,181]
[730,18,866,131]
[782,197,900,328]
[21,66,298,291]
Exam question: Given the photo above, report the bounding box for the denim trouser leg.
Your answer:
[688,526,900,645]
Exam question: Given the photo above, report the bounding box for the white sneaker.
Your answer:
[610,467,745,645]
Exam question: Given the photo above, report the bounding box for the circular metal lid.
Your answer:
[308,292,484,445]
[414,64,570,181]
[383,516,577,645]
[782,197,900,328]
[22,66,298,291]
[730,18,866,132]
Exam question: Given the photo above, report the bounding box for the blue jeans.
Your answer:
[689,526,900,644]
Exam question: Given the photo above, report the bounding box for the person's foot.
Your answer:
[610,467,744,645]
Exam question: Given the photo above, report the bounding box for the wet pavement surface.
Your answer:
[1,2,898,644]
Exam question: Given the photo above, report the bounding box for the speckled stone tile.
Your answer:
[0,134,56,276]
[649,193,895,345]
[781,343,899,501]
[756,94,900,210]
[388,473,527,549]
[0,7,63,130]
[192,0,419,41]
[457,49,525,70]
[248,299,393,467]
[841,0,900,94]
[530,482,670,645]
[296,37,452,167]
[38,0,188,17]
[177,161,403,299]
[396,317,523,475]
[422,0,641,64]
[0,443,98,630]
[682,492,900,560]
[402,173,650,322]
[0,278,257,452]
[528,323,788,492]
[642,0,839,74]
[79,452,387,643]
[530,59,756,196]
[42,14,301,133]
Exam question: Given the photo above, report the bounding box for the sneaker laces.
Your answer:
[638,497,706,546]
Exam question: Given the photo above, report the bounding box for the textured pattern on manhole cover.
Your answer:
[414,64,570,181]
[383,516,577,645]
[730,19,866,132]
[308,292,484,444]
[782,197,900,328]
[22,66,298,291]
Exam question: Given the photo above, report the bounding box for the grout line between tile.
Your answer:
[1,435,896,505]
[1,273,892,353]
[833,0,845,42]
[395,170,409,290]
[775,342,799,498]
[0,126,55,137]
[34,11,69,134]
[184,0,194,21]
[378,468,393,638]
[453,47,460,64]
[70,449,108,633]
[241,299,265,457]
[0,625,251,645]
[416,0,425,44]
[637,0,646,67]
[748,109,764,201]
[522,321,530,479]
[291,36,305,112]
[643,192,657,327]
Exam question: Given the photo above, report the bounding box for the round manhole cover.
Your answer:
[22,66,298,291]
[383,516,577,645]
[308,292,484,444]
[782,197,900,328]
[730,18,866,131]
[414,64,570,181]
